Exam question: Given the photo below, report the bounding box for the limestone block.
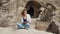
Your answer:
[35,21,51,30]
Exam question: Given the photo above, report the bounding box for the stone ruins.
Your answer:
[0,0,60,34]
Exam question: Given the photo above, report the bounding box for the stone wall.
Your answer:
[0,0,18,27]
[35,22,51,30]
[33,0,60,34]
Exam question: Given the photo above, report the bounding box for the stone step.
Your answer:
[30,18,37,25]
[35,22,51,30]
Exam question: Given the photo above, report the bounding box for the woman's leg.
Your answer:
[17,23,25,29]
[25,23,30,29]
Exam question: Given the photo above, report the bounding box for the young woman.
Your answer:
[17,8,31,29]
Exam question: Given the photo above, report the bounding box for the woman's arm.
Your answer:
[27,14,31,23]
[20,17,23,23]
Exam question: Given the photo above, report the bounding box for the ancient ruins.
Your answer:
[0,0,60,34]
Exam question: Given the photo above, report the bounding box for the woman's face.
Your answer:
[24,11,27,15]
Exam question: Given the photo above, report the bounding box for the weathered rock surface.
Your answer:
[0,0,18,27]
[0,0,60,34]
[0,0,60,26]
[35,22,51,30]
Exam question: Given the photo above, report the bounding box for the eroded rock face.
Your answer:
[0,0,18,27]
[0,0,60,31]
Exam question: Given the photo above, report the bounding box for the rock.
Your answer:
[46,21,60,34]
[0,0,18,27]
[35,22,51,30]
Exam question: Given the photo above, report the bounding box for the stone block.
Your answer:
[35,21,51,30]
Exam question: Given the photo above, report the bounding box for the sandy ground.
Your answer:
[0,27,54,34]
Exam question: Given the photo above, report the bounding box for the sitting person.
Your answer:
[17,8,31,29]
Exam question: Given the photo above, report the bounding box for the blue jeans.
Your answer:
[17,23,30,29]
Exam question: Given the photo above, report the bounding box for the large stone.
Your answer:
[35,21,51,30]
[46,21,60,34]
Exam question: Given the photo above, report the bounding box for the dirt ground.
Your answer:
[0,27,54,34]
